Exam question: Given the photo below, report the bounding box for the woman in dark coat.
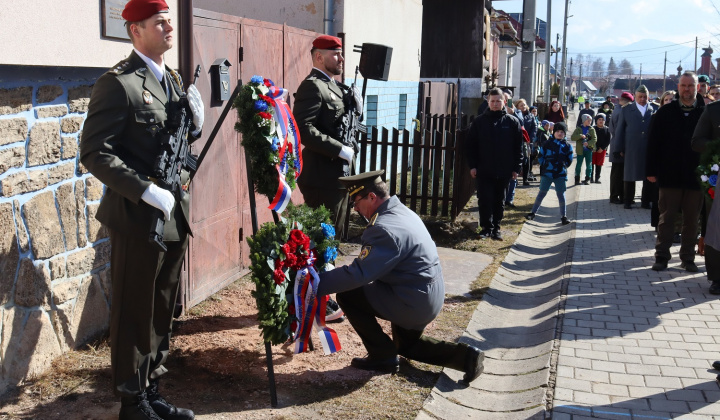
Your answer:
[545,100,565,124]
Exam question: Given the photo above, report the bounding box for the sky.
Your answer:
[494,0,720,75]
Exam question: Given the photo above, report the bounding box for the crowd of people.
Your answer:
[466,73,719,299]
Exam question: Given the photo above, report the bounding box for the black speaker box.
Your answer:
[359,43,392,81]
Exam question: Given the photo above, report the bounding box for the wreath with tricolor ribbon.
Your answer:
[234,75,302,213]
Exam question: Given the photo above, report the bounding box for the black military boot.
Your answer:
[595,166,602,183]
[147,379,195,420]
[582,176,590,185]
[574,175,580,185]
[119,391,163,420]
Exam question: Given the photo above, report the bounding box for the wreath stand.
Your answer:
[193,81,284,407]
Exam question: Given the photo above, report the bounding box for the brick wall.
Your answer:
[0,68,110,393]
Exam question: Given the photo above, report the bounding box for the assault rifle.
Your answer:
[337,66,366,176]
[149,65,201,252]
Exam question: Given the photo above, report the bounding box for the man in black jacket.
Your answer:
[465,88,523,241]
[646,72,705,272]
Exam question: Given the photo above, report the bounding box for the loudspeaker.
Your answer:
[359,43,392,81]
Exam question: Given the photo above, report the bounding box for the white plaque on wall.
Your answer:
[102,0,131,41]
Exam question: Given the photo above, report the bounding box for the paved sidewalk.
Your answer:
[419,155,720,419]
[553,163,720,419]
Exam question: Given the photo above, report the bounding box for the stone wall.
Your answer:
[0,70,110,393]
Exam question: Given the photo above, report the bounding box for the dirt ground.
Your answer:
[0,188,536,420]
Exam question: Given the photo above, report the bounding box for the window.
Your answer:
[366,95,378,129]
[398,94,407,130]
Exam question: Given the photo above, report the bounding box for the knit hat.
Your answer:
[582,114,593,122]
[541,119,550,127]
[553,122,568,134]
[620,91,634,102]
[529,106,537,111]
[699,74,710,84]
[595,113,606,121]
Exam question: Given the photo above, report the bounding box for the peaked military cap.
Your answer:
[339,170,385,199]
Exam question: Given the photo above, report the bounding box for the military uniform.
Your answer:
[294,68,354,237]
[80,50,199,398]
[317,172,482,381]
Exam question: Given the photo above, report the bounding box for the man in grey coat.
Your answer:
[608,92,633,204]
[317,170,484,384]
[614,85,655,209]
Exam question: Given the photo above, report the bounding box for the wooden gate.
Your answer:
[356,126,475,221]
[182,9,319,309]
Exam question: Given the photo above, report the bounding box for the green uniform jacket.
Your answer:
[294,68,353,190]
[80,51,199,241]
[571,126,597,153]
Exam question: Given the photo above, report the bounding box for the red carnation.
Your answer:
[710,187,715,200]
[273,267,286,284]
[258,111,272,120]
[260,95,277,107]
[264,78,272,87]
[290,229,310,250]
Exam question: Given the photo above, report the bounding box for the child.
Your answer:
[571,114,597,185]
[592,113,611,183]
[526,122,574,225]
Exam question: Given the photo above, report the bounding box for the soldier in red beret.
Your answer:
[80,0,202,419]
[294,34,363,323]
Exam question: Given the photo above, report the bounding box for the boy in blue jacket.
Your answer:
[525,122,574,225]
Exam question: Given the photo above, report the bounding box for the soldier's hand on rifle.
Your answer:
[339,145,355,164]
[141,184,175,220]
[187,84,204,132]
[352,86,363,113]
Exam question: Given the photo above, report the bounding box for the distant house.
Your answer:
[612,77,678,99]
[576,80,597,97]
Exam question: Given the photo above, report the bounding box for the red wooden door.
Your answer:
[182,9,321,309]
[186,15,243,307]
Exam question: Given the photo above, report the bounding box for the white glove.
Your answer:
[141,184,175,220]
[187,84,204,132]
[352,86,363,113]
[338,146,354,164]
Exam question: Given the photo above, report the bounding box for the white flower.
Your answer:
[712,164,719,172]
[701,175,709,182]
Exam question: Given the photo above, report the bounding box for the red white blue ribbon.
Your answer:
[292,257,341,355]
[266,83,303,213]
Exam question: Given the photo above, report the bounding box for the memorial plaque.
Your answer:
[101,0,131,41]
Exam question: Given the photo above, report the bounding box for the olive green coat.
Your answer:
[294,68,354,190]
[80,51,199,241]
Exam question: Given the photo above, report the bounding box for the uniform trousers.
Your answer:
[300,185,349,239]
[609,162,624,202]
[654,188,703,263]
[336,287,466,371]
[477,176,510,232]
[109,229,188,398]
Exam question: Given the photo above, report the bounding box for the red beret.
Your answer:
[312,35,342,50]
[620,91,634,102]
[122,0,169,22]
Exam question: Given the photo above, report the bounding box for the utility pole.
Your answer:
[554,34,560,82]
[639,63,642,86]
[519,0,537,101]
[543,0,552,103]
[579,63,583,81]
[695,37,698,71]
[663,51,667,93]
[560,0,569,105]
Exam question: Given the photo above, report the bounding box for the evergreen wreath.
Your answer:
[697,138,720,201]
[246,203,339,344]
[233,75,300,199]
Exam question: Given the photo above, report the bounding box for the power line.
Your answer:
[576,32,720,55]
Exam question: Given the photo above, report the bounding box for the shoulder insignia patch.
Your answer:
[369,213,378,226]
[359,246,371,260]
